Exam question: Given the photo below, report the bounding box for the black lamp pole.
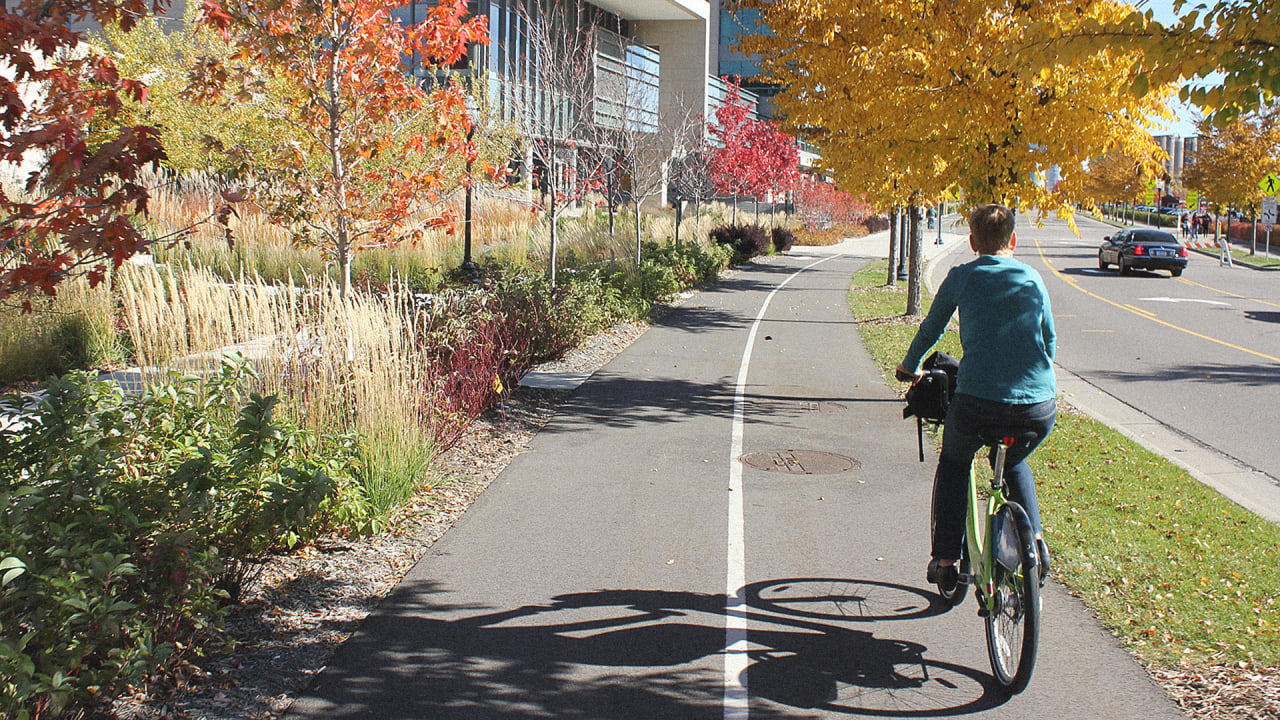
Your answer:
[461,122,479,283]
[896,211,908,280]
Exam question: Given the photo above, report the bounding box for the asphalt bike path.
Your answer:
[287,248,1185,719]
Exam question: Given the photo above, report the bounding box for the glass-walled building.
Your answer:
[402,2,709,136]
[400,0,712,201]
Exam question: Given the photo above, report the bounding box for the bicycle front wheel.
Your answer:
[984,502,1040,694]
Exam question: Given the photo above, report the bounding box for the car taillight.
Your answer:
[1178,246,1188,257]
[1133,245,1145,255]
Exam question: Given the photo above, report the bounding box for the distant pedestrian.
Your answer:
[1180,213,1189,238]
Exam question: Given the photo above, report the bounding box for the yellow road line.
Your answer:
[1034,238,1280,364]
[1176,277,1280,310]
[1124,304,1158,319]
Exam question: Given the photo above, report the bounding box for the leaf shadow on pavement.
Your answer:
[286,580,1009,719]
[539,376,898,433]
[1098,361,1280,387]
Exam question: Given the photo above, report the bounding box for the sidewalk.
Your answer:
[288,245,1184,720]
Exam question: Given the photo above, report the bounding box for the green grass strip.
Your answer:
[1229,247,1280,268]
[849,260,1280,668]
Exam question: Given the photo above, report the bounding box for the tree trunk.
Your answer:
[887,206,899,287]
[732,195,739,225]
[906,202,924,317]
[674,201,683,246]
[549,182,559,288]
[337,230,352,299]
[634,201,643,265]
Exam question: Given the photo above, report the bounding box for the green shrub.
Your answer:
[485,266,624,363]
[0,358,366,718]
[638,258,683,303]
[636,241,732,299]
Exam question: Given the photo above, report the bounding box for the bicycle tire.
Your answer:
[984,501,1040,693]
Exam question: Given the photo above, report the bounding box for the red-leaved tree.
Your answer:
[747,120,799,226]
[708,77,758,225]
[794,177,872,229]
[1,0,181,308]
[196,0,487,298]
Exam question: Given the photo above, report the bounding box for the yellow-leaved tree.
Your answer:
[1072,149,1157,221]
[1025,0,1276,127]
[732,0,1172,216]
[1182,108,1280,221]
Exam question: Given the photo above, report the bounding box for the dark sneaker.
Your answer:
[926,557,959,591]
[1036,537,1051,586]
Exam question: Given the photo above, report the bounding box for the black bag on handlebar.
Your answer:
[903,351,959,461]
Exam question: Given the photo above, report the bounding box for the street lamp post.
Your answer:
[460,99,480,283]
[896,211,908,280]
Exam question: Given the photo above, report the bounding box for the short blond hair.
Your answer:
[969,204,1015,254]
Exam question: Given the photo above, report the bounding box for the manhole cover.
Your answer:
[740,450,859,475]
[751,399,847,414]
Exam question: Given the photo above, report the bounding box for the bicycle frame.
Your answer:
[962,440,1013,614]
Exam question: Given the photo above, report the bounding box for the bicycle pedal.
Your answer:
[977,606,990,618]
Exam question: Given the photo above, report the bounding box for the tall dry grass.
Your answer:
[142,171,550,288]
[117,264,437,513]
[0,275,124,383]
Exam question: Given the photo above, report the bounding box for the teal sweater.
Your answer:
[902,255,1057,404]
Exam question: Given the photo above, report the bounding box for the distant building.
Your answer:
[1154,134,1201,182]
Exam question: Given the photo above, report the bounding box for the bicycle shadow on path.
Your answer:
[288,579,1010,719]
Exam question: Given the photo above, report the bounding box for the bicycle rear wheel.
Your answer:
[984,502,1040,694]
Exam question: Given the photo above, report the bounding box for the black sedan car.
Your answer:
[1098,228,1189,277]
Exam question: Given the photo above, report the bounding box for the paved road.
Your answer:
[287,239,1183,719]
[930,213,1280,520]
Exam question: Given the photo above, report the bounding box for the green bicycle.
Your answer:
[935,430,1043,694]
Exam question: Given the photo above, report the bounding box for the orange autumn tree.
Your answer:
[1,0,177,308]
[197,0,487,297]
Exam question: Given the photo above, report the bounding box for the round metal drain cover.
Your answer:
[740,450,859,475]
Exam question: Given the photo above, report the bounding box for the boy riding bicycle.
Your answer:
[895,203,1056,590]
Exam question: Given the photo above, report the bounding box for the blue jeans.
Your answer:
[931,393,1057,560]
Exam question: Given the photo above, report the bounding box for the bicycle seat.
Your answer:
[977,428,1040,447]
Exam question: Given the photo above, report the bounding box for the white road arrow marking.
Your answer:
[1138,297,1231,306]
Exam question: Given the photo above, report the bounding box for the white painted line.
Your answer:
[1138,297,1231,306]
[724,253,843,720]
